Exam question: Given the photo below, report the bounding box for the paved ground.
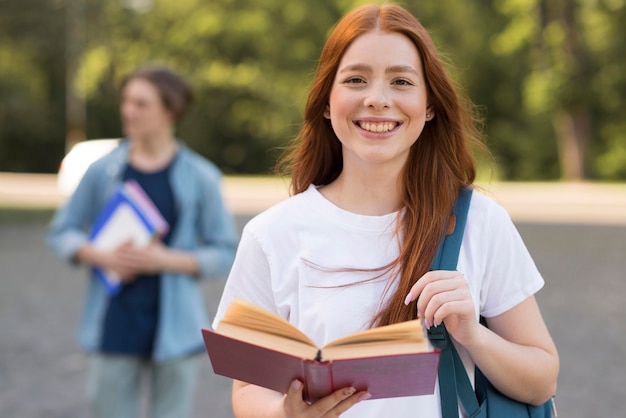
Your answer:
[1,216,625,417]
[1,175,625,417]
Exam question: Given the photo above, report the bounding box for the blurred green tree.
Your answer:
[0,0,66,173]
[72,0,345,174]
[489,0,626,180]
[404,1,561,180]
[0,0,625,180]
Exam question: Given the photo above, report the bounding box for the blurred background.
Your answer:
[1,0,626,417]
[1,0,625,180]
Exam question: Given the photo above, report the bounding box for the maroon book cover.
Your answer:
[202,329,440,402]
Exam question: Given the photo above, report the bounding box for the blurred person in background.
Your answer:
[47,65,238,418]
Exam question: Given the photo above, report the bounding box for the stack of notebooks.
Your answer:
[89,180,169,294]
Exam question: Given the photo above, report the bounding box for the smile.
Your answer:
[356,121,400,133]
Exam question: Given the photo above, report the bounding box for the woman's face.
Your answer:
[121,78,173,140]
[327,30,432,172]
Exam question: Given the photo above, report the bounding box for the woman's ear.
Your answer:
[324,105,331,119]
[425,105,435,121]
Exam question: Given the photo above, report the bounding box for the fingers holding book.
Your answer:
[283,380,371,417]
[93,239,165,283]
[116,241,168,276]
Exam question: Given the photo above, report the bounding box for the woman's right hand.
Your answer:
[282,380,370,417]
[232,379,369,418]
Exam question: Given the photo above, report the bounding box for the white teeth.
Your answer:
[359,121,397,133]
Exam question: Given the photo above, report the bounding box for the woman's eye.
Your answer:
[344,77,365,84]
[393,79,413,86]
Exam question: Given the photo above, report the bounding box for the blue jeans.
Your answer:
[87,354,198,418]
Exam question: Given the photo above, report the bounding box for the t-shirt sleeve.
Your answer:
[478,200,544,318]
[212,223,279,329]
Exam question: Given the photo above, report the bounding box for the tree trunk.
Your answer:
[549,0,591,181]
[552,108,589,180]
[65,0,86,152]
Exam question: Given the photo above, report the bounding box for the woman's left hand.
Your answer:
[404,270,479,346]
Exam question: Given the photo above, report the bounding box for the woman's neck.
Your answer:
[320,167,403,216]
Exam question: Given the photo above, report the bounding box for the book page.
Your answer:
[321,319,430,361]
[221,298,316,346]
[321,339,431,361]
[323,319,425,348]
[216,322,320,360]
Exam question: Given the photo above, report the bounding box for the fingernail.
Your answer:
[343,387,356,397]
[424,319,431,329]
[404,294,411,305]
[292,380,302,390]
[359,392,372,401]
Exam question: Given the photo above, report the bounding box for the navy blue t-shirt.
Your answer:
[100,157,177,357]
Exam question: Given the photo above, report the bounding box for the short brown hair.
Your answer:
[121,65,193,122]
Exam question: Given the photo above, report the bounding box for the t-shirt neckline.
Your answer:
[304,184,401,232]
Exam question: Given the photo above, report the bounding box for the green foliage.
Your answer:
[73,0,344,174]
[596,123,626,179]
[0,0,625,180]
[0,0,66,172]
[488,0,626,179]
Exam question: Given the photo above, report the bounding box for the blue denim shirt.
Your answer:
[47,139,238,361]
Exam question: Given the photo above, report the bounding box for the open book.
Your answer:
[202,298,440,402]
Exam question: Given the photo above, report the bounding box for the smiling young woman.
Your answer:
[214,4,559,418]
[321,30,433,215]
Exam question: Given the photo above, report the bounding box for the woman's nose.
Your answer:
[363,82,391,109]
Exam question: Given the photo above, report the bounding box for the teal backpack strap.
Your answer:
[431,188,472,271]
[427,188,554,418]
[427,188,478,418]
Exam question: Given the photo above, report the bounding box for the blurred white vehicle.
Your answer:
[57,139,120,197]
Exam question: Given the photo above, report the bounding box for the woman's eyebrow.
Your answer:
[339,63,372,73]
[338,63,418,75]
[385,65,419,75]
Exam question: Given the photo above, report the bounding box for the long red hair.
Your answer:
[276,4,485,326]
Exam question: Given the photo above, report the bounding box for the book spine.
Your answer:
[302,360,333,403]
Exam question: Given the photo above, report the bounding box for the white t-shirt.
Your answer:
[213,184,544,418]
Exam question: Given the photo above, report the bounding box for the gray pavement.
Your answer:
[0,218,241,418]
[1,214,625,417]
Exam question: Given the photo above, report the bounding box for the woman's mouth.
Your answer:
[356,121,400,133]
